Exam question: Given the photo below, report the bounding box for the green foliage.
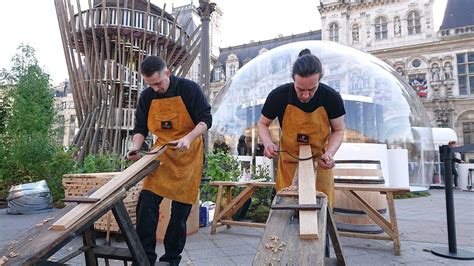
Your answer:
[250,165,274,206]
[200,151,240,202]
[251,205,270,223]
[0,44,38,84]
[394,191,430,199]
[80,153,131,173]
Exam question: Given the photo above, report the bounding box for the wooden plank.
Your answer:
[335,183,409,193]
[52,145,166,230]
[63,197,100,203]
[210,185,224,235]
[213,186,256,223]
[210,181,276,187]
[386,192,401,255]
[339,232,392,240]
[271,204,322,210]
[220,220,266,228]
[253,195,327,265]
[298,145,318,240]
[341,190,393,236]
[333,168,383,176]
[326,207,347,265]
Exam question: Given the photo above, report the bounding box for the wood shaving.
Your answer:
[265,235,287,253]
[9,252,18,258]
[0,255,9,264]
[281,186,298,191]
[269,235,279,242]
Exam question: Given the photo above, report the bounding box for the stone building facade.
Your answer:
[318,0,474,160]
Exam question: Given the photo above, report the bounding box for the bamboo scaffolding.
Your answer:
[54,0,200,162]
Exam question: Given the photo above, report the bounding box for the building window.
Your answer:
[229,65,236,77]
[214,67,221,81]
[352,24,360,43]
[374,17,388,40]
[329,23,339,42]
[407,10,421,35]
[463,122,474,144]
[457,52,474,95]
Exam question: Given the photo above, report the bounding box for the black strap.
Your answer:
[276,149,323,162]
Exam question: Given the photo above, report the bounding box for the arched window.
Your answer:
[374,16,388,40]
[407,10,421,35]
[329,23,339,42]
[352,24,360,43]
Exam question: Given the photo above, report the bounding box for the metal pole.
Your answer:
[443,145,457,252]
[431,145,474,260]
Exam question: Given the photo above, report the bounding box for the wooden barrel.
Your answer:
[156,196,200,241]
[333,160,387,234]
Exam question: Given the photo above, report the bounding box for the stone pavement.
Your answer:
[1,189,473,265]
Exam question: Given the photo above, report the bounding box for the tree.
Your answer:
[0,44,74,202]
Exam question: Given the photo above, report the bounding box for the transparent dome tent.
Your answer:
[210,41,434,190]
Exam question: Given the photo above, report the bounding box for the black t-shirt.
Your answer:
[261,82,345,127]
[132,75,212,136]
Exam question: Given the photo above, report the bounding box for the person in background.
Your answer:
[448,140,464,189]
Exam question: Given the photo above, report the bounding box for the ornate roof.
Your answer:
[440,0,474,30]
[216,31,321,67]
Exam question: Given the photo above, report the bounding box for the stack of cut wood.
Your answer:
[62,173,141,233]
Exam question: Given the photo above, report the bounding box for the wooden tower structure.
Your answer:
[54,0,201,161]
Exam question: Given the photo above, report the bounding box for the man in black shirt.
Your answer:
[257,49,345,208]
[127,56,211,265]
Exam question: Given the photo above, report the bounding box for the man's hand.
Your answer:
[319,152,335,170]
[263,142,278,159]
[170,136,192,152]
[127,150,141,161]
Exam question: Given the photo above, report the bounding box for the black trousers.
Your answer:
[136,190,192,265]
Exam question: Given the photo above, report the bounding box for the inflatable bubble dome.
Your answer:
[210,40,434,190]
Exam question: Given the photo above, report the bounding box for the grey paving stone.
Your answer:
[346,254,399,265]
[185,239,218,250]
[229,254,255,265]
[220,245,257,256]
[212,237,247,247]
[186,247,226,260]
[188,256,236,266]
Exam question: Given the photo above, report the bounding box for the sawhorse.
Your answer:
[0,161,160,265]
[253,145,346,265]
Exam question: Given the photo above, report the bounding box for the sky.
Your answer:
[0,0,447,85]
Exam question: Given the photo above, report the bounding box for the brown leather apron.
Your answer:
[276,104,335,207]
[142,96,203,204]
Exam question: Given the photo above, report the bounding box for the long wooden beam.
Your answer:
[52,145,167,230]
[298,145,319,240]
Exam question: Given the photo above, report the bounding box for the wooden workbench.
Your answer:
[210,180,408,255]
[209,180,275,235]
[334,183,410,255]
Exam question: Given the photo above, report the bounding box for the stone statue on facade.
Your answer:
[443,62,453,80]
[394,17,401,37]
[431,64,440,81]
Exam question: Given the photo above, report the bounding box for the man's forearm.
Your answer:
[257,122,273,146]
[131,133,145,151]
[185,122,208,142]
[326,130,344,156]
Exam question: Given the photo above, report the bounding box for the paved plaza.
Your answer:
[1,189,473,265]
